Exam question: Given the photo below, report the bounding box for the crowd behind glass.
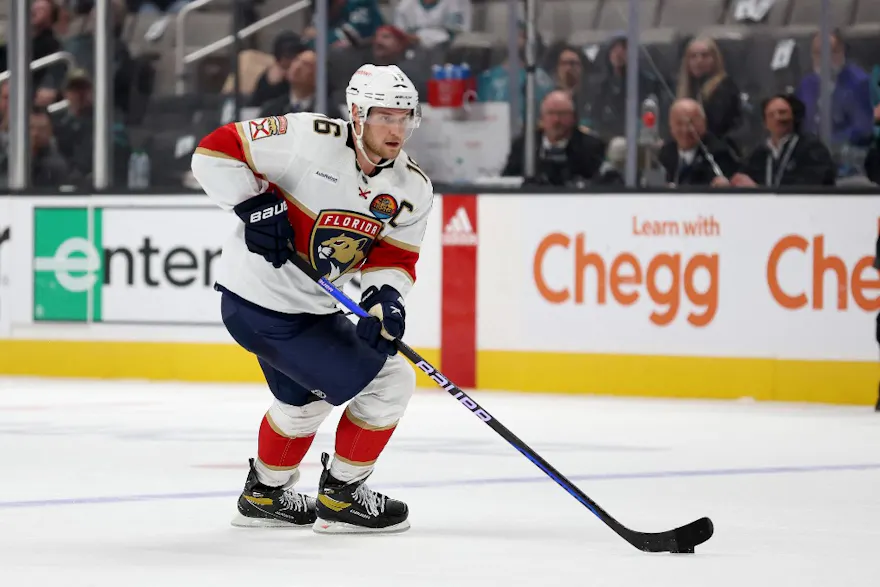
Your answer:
[2,0,880,190]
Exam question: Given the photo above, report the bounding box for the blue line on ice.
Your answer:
[1,461,879,510]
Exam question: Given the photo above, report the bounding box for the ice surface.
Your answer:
[1,377,879,586]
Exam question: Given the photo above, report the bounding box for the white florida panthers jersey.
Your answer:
[191,112,434,315]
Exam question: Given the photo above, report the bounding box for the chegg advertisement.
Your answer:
[478,195,879,366]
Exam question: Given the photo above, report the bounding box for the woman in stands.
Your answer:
[676,36,743,151]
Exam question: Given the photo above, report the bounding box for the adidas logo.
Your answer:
[442,206,478,246]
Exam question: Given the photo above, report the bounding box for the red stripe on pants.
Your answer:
[258,414,315,469]
[335,410,397,465]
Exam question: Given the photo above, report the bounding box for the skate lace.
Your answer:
[278,488,308,512]
[352,483,386,517]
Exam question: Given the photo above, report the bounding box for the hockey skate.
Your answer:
[231,458,317,528]
[313,452,410,534]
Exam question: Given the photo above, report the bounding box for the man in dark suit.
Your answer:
[730,93,837,188]
[658,98,739,187]
[502,90,606,186]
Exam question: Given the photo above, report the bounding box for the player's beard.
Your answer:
[363,128,402,162]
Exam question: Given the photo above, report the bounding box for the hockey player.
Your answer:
[190,64,433,534]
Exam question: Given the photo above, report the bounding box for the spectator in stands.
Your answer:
[303,0,385,49]
[393,0,472,50]
[63,0,135,118]
[325,24,429,116]
[676,37,742,149]
[477,23,553,130]
[258,51,320,118]
[249,31,306,109]
[27,106,69,187]
[52,69,130,186]
[551,46,589,126]
[587,32,666,142]
[796,30,874,151]
[864,104,880,185]
[369,25,428,92]
[730,94,836,187]
[502,90,605,186]
[658,98,739,187]
[0,0,63,101]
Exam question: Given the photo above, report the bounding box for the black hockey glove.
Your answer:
[233,191,295,268]
[356,285,405,356]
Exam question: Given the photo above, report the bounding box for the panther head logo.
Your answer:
[317,233,369,280]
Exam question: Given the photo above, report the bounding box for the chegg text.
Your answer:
[767,234,880,311]
[533,233,718,327]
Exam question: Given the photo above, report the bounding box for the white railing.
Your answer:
[0,51,77,84]
[175,0,310,95]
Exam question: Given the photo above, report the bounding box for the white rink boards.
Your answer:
[1,378,879,586]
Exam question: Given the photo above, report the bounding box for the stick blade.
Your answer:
[625,516,714,554]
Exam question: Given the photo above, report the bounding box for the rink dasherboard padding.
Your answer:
[31,206,234,325]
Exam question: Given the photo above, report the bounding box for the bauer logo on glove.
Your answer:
[248,200,288,223]
[233,191,296,269]
[356,284,406,356]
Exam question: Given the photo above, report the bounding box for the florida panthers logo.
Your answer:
[310,211,382,280]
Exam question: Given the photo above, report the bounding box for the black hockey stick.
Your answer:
[288,251,714,553]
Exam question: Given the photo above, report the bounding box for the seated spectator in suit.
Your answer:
[795,30,874,149]
[302,0,384,49]
[730,94,836,187]
[658,98,739,187]
[503,90,606,186]
[249,31,306,108]
[393,0,471,49]
[259,51,320,117]
[676,37,743,149]
[864,104,880,185]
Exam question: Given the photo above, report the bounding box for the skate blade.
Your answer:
[231,513,315,529]
[312,518,411,535]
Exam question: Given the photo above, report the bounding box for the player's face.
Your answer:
[362,107,415,160]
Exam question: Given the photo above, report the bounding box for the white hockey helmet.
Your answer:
[345,64,421,165]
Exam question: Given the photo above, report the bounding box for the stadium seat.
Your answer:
[842,0,880,71]
[657,0,727,33]
[484,1,515,39]
[723,0,792,26]
[767,25,817,94]
[535,0,577,42]
[639,28,684,90]
[786,0,858,27]
[183,12,235,51]
[841,23,880,72]
[569,1,602,32]
[445,31,501,74]
[595,0,661,31]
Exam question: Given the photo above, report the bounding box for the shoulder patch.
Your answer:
[248,116,287,141]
